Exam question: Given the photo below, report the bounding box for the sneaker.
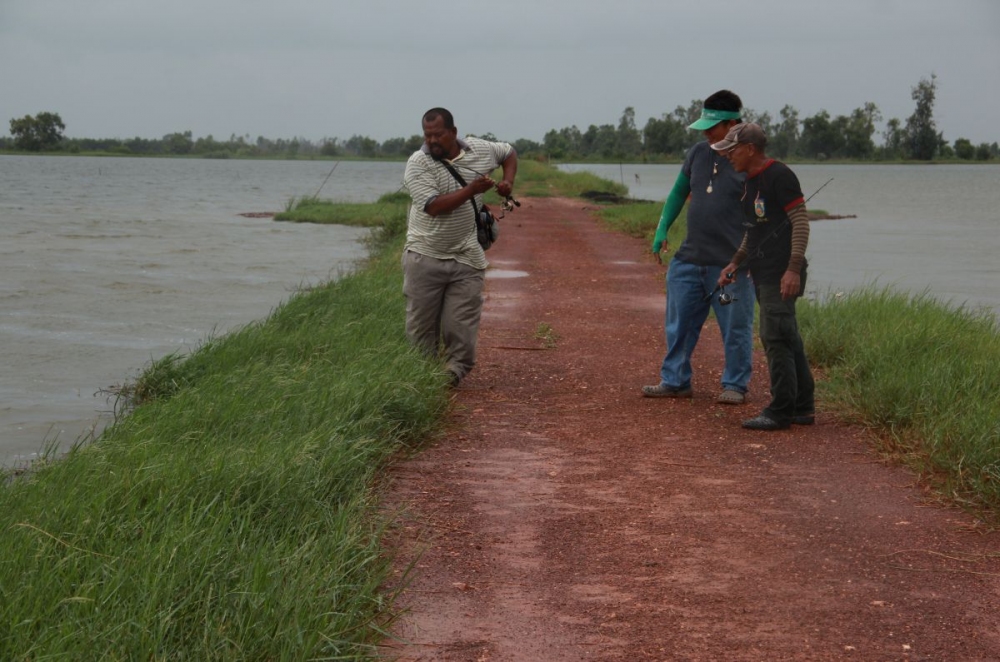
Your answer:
[792,413,815,425]
[641,384,693,398]
[742,414,790,431]
[717,389,746,405]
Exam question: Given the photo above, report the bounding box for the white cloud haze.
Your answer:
[2,0,998,145]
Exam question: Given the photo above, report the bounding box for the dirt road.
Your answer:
[383,197,1000,661]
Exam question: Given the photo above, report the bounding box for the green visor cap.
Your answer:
[688,108,741,131]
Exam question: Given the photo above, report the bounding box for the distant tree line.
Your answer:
[0,119,431,160]
[4,76,997,162]
[536,76,996,162]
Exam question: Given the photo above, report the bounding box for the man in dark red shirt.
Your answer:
[714,123,815,431]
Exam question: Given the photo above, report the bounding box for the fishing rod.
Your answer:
[702,177,835,304]
[449,162,521,213]
[312,161,340,199]
[806,177,834,203]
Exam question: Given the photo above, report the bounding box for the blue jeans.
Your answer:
[658,259,754,393]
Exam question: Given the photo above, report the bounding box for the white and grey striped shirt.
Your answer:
[403,136,513,270]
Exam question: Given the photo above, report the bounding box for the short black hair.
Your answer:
[422,107,455,129]
[703,90,742,114]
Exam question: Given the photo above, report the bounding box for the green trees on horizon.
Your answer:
[905,74,941,160]
[539,76,995,162]
[4,76,997,162]
[9,111,65,151]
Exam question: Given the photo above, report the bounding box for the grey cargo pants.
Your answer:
[402,250,485,382]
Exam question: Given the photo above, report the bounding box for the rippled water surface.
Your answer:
[0,156,405,465]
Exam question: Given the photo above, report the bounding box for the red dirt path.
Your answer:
[382,197,1000,661]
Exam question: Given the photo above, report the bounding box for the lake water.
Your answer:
[0,155,405,466]
[560,162,1000,312]
[1,156,997,466]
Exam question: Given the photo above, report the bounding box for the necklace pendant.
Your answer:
[706,184,713,193]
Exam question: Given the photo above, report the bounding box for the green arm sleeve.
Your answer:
[653,171,691,253]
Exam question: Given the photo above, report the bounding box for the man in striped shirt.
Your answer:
[402,107,518,386]
[714,123,815,431]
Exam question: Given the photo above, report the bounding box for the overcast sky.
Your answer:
[2,0,998,146]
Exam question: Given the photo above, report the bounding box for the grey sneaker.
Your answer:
[641,384,693,398]
[717,389,746,405]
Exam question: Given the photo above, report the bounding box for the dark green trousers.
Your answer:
[754,269,815,425]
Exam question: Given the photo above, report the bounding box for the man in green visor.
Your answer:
[642,90,755,405]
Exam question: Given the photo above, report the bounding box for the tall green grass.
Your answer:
[799,288,1000,511]
[0,238,450,659]
[275,191,410,227]
[596,201,680,245]
[513,160,629,199]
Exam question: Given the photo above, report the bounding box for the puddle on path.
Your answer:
[487,269,529,279]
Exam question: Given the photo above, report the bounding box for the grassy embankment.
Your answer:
[0,213,440,659]
[598,198,1000,518]
[0,160,625,660]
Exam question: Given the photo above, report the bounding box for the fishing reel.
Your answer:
[501,195,520,213]
[717,288,737,306]
[703,274,738,306]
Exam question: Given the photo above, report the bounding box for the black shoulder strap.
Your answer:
[440,160,481,219]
